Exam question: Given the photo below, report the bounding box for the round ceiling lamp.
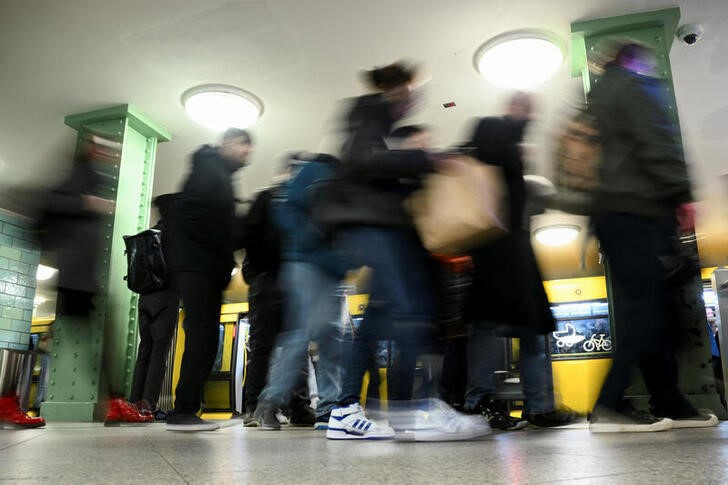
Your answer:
[535,225,580,247]
[182,84,264,131]
[474,30,565,89]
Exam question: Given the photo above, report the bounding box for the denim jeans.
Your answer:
[259,262,343,418]
[465,322,555,414]
[337,227,436,404]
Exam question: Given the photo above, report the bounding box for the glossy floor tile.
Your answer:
[1,421,728,484]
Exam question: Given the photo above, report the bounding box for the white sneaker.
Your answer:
[669,412,719,429]
[326,403,395,440]
[391,399,492,442]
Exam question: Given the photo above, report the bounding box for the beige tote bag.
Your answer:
[405,155,508,255]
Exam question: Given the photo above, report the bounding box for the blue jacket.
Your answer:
[274,156,351,277]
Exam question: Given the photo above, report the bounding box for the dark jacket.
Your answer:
[40,161,103,293]
[274,155,352,278]
[167,145,238,285]
[465,116,555,335]
[241,187,281,283]
[587,64,692,217]
[319,93,434,229]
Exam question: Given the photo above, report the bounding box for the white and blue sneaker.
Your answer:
[326,403,395,440]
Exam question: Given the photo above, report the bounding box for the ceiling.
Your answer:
[2,0,728,298]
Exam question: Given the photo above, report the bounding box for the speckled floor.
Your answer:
[2,421,728,484]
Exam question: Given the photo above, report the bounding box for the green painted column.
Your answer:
[41,105,170,421]
[571,8,726,417]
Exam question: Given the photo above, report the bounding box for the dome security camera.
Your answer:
[676,23,704,46]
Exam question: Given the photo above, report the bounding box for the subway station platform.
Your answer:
[2,422,727,484]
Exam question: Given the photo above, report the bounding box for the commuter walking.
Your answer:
[255,153,350,431]
[240,175,312,427]
[165,129,252,431]
[464,93,575,430]
[586,43,717,432]
[320,62,489,440]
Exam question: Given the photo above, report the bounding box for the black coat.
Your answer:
[167,145,238,287]
[40,161,103,293]
[465,117,555,336]
[320,94,434,229]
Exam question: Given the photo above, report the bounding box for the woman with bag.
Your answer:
[463,92,576,430]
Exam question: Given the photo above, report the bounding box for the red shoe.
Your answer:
[104,398,154,426]
[135,399,153,417]
[0,395,46,429]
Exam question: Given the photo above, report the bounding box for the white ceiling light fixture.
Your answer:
[182,84,264,131]
[36,264,57,281]
[474,29,565,89]
[535,225,580,247]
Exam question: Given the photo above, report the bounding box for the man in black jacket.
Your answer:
[166,129,252,431]
[587,43,716,432]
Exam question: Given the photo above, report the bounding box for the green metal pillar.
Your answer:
[41,105,170,421]
[571,8,727,417]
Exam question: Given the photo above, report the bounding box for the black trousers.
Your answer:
[130,289,180,409]
[244,272,308,413]
[172,272,227,414]
[594,213,694,415]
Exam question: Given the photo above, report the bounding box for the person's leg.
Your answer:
[519,333,554,415]
[439,336,468,408]
[243,274,282,414]
[258,263,317,415]
[143,290,180,410]
[173,272,223,415]
[464,322,501,411]
[308,269,344,418]
[130,300,154,404]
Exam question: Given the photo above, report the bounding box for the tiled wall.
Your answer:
[0,210,39,350]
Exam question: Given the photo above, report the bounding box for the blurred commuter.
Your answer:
[165,129,252,431]
[18,136,117,428]
[255,153,351,431]
[320,62,489,440]
[586,43,717,432]
[464,93,575,430]
[240,165,312,427]
[38,137,115,317]
[125,194,180,422]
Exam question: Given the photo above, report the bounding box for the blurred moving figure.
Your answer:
[240,164,312,428]
[464,93,574,430]
[255,153,350,431]
[123,194,180,423]
[165,129,252,432]
[321,62,489,441]
[586,43,717,432]
[38,137,115,317]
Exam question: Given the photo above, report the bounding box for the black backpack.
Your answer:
[123,229,167,294]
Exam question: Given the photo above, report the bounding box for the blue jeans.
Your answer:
[465,322,555,414]
[337,227,436,404]
[259,262,343,418]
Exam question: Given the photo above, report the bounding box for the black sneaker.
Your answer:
[166,412,219,432]
[589,405,673,433]
[526,407,578,428]
[288,406,316,427]
[255,407,281,431]
[243,410,259,427]
[472,400,528,431]
[314,412,331,430]
[153,409,167,422]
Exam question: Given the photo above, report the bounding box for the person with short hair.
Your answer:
[165,129,252,431]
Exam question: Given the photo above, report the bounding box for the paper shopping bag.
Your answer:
[405,156,507,255]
